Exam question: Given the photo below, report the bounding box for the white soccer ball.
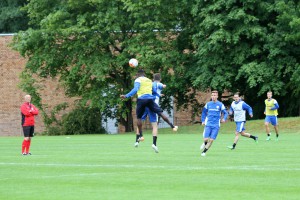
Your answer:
[129,58,138,68]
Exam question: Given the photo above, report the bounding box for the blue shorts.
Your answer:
[203,126,220,140]
[235,122,246,133]
[265,116,278,126]
[141,107,158,123]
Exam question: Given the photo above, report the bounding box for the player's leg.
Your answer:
[271,117,279,140]
[274,125,279,140]
[239,122,258,143]
[22,126,31,155]
[25,126,34,155]
[148,100,178,131]
[200,128,207,150]
[201,126,218,156]
[138,108,148,141]
[148,110,159,153]
[136,99,147,146]
[151,122,159,153]
[228,131,239,150]
[228,122,242,150]
[265,117,271,140]
[241,131,258,142]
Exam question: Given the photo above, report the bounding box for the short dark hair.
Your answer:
[153,73,161,81]
[211,90,218,94]
[137,69,145,77]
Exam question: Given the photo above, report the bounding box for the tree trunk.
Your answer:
[121,99,134,132]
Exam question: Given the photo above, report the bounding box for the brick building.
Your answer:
[0,35,211,136]
[0,35,77,136]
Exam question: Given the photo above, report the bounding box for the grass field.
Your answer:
[0,117,300,200]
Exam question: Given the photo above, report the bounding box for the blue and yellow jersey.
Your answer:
[125,76,154,99]
[265,98,279,116]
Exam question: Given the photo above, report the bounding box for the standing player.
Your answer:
[120,70,178,151]
[227,93,258,150]
[135,73,167,153]
[200,91,228,157]
[20,95,39,155]
[264,91,279,141]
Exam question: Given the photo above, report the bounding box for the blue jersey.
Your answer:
[152,81,164,104]
[201,101,228,128]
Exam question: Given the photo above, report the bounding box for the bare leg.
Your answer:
[151,122,158,136]
[205,139,214,150]
[274,125,279,137]
[265,122,270,135]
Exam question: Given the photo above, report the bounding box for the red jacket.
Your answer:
[21,102,39,126]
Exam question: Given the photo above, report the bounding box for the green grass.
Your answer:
[0,117,300,200]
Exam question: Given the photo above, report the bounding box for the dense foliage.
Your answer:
[0,0,29,33]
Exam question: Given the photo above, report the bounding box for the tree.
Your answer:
[190,0,300,117]
[12,0,189,132]
[0,0,29,33]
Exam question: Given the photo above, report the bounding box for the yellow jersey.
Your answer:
[136,77,152,98]
[265,99,278,116]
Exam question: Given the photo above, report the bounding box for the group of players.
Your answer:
[120,69,279,156]
[20,69,279,156]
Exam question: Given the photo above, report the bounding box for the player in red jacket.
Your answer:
[20,95,39,155]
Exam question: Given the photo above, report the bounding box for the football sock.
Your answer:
[267,133,270,136]
[21,139,26,153]
[136,135,140,142]
[153,136,157,146]
[204,141,208,145]
[25,140,31,154]
[250,135,256,140]
[203,148,208,153]
[276,134,279,138]
[233,143,236,148]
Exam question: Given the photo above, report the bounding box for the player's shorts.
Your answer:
[203,126,220,140]
[265,116,278,126]
[136,99,163,119]
[235,121,246,133]
[141,107,158,123]
[23,126,34,137]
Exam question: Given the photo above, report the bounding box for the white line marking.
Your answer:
[0,162,299,171]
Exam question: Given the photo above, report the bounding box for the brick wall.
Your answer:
[0,35,75,136]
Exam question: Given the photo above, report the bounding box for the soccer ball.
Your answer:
[129,58,138,68]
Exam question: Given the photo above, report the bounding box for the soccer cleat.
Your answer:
[134,142,139,148]
[200,143,205,150]
[172,126,178,132]
[27,153,32,155]
[227,145,235,150]
[22,153,27,156]
[201,152,206,157]
[266,136,271,141]
[152,144,159,153]
[138,137,144,142]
